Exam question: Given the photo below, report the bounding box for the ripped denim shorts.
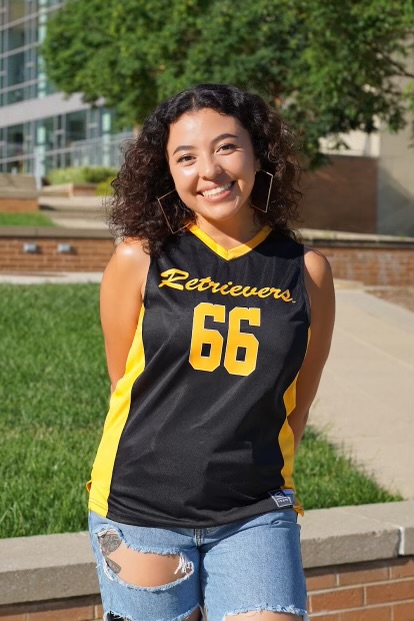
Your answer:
[88,507,309,621]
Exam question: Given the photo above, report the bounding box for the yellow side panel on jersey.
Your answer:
[279,377,297,493]
[88,307,146,516]
[279,327,311,513]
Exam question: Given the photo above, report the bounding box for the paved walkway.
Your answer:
[1,273,413,499]
[312,283,414,500]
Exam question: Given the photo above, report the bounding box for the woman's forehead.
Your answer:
[167,109,247,148]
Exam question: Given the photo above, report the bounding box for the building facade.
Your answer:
[0,0,129,180]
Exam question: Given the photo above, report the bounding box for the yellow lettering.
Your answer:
[219,282,232,295]
[281,290,293,302]
[159,268,294,303]
[159,268,189,290]
[270,288,282,299]
[242,286,259,297]
[209,281,222,293]
[229,285,244,297]
[257,287,272,299]
[185,278,199,291]
[197,277,212,292]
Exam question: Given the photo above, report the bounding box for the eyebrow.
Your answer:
[172,133,239,156]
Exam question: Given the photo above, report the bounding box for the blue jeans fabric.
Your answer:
[89,508,309,621]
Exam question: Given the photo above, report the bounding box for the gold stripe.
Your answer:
[88,307,146,516]
[279,327,312,515]
[279,383,297,493]
[187,224,272,260]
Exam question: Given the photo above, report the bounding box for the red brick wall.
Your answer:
[0,558,412,620]
[0,198,38,213]
[317,245,414,287]
[300,156,377,234]
[1,234,413,287]
[307,557,414,621]
[0,595,102,620]
[0,236,114,273]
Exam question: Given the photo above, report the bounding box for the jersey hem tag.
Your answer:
[269,490,294,508]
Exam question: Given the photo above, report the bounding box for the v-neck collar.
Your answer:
[187,223,272,261]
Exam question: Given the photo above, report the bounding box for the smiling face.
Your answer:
[166,108,259,236]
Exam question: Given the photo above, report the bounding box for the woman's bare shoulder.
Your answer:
[303,246,332,285]
[104,237,150,278]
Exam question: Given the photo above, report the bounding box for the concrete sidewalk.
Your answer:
[1,273,413,499]
[311,285,414,500]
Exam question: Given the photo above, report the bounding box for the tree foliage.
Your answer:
[42,0,414,162]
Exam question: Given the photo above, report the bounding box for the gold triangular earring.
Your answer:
[157,189,192,234]
[251,169,274,214]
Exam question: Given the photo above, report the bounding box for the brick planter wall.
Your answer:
[0,198,38,213]
[316,245,414,287]
[307,557,414,620]
[0,228,113,274]
[1,228,413,287]
[0,557,412,620]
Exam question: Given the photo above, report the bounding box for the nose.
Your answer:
[199,153,222,179]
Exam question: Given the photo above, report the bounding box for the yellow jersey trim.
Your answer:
[187,223,272,261]
[279,326,311,516]
[88,307,146,516]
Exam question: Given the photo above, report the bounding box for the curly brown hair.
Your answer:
[109,84,302,255]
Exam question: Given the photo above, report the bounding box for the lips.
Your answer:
[200,181,234,197]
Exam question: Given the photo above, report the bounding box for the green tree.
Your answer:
[42,0,414,162]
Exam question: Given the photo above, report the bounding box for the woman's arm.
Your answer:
[100,239,151,393]
[288,248,336,449]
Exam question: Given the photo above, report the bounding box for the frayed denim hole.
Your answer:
[104,611,132,621]
[97,530,194,592]
[96,525,183,555]
[171,602,203,621]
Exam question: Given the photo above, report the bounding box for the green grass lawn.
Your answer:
[0,212,54,226]
[0,284,400,539]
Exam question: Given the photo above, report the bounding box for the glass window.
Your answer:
[45,78,55,96]
[25,46,37,82]
[27,0,39,12]
[0,3,7,28]
[6,86,24,104]
[7,51,25,86]
[6,124,24,159]
[41,117,55,150]
[0,128,5,158]
[87,108,100,140]
[9,0,25,23]
[0,56,4,91]
[45,154,55,172]
[27,17,38,46]
[7,23,25,51]
[66,110,87,144]
[26,81,38,100]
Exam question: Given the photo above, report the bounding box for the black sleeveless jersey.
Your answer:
[88,224,310,527]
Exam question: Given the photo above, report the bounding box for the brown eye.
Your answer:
[218,143,237,152]
[177,154,194,163]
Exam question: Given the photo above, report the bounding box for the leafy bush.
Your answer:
[83,167,118,183]
[96,176,115,196]
[47,166,118,185]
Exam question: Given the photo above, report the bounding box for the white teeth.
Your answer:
[202,182,233,197]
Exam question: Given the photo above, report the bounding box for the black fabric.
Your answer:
[107,229,310,527]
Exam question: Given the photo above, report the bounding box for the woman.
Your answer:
[88,83,335,621]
